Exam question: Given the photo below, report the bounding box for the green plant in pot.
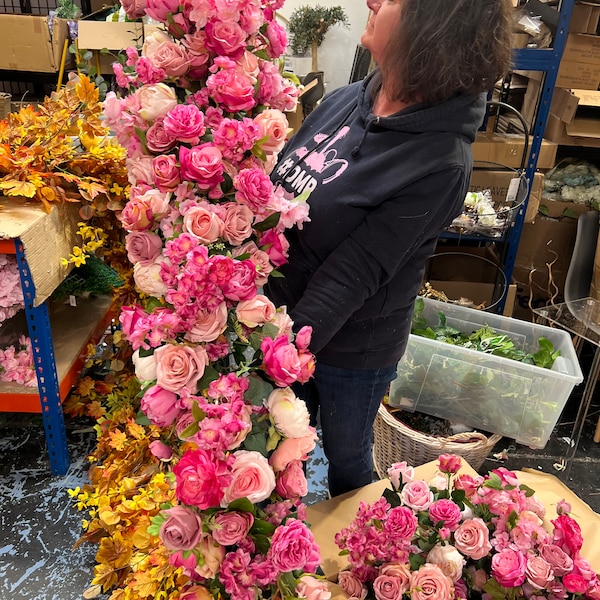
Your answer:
[287,5,349,72]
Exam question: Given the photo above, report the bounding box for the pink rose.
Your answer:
[379,563,411,591]
[259,228,290,267]
[525,555,554,590]
[163,103,206,144]
[179,143,224,190]
[206,68,256,113]
[295,326,312,350]
[126,155,155,185]
[254,109,288,154]
[265,20,287,59]
[453,474,483,498]
[384,506,418,541]
[212,511,254,546]
[134,258,168,297]
[236,295,276,328]
[125,231,163,265]
[573,556,595,581]
[155,343,209,393]
[539,544,573,576]
[388,461,415,489]
[400,480,434,511]
[149,440,173,461]
[137,83,178,121]
[159,505,203,551]
[222,450,276,505]
[236,51,259,82]
[275,459,308,499]
[268,519,320,573]
[146,118,177,153]
[232,241,273,286]
[121,0,146,19]
[144,0,179,21]
[205,19,247,59]
[221,259,258,302]
[564,573,589,594]
[269,430,317,472]
[265,386,311,438]
[179,586,212,600]
[234,168,273,211]
[338,570,367,599]
[222,203,254,246]
[173,448,231,509]
[140,384,180,427]
[185,303,228,343]
[120,196,154,231]
[428,499,462,530]
[261,335,302,387]
[296,576,332,600]
[374,573,406,600]
[491,548,527,588]
[183,205,224,243]
[193,533,225,579]
[438,454,462,474]
[132,187,171,218]
[551,513,584,556]
[148,40,189,77]
[153,154,181,192]
[409,563,453,600]
[454,518,492,560]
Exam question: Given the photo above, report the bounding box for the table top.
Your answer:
[533,297,600,346]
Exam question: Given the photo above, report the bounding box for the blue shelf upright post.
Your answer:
[501,0,575,305]
[14,239,70,476]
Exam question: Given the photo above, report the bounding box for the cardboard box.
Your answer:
[472,132,558,170]
[428,280,517,317]
[544,113,600,147]
[538,196,594,219]
[562,33,600,65]
[0,14,72,73]
[569,1,600,34]
[469,169,544,223]
[556,60,600,90]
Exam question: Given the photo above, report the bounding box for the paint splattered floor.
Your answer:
[1,384,599,600]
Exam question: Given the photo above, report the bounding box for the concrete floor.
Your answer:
[0,373,599,600]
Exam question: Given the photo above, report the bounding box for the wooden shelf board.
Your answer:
[0,295,115,412]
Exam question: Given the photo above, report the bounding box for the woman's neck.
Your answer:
[372,88,417,117]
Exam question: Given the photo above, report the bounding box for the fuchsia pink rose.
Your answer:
[179,143,225,190]
[221,259,258,302]
[261,335,302,387]
[268,519,320,573]
[206,66,256,113]
[428,499,462,530]
[159,505,203,551]
[259,229,290,267]
[491,548,527,588]
[140,384,180,427]
[154,343,209,393]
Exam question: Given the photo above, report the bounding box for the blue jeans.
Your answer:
[293,363,397,497]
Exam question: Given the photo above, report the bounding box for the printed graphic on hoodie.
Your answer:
[275,126,350,195]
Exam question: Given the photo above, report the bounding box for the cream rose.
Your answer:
[133,257,169,297]
[236,294,276,328]
[132,349,158,382]
[137,83,178,121]
[265,387,311,438]
[222,450,276,505]
[426,545,465,582]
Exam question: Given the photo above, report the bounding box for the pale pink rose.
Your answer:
[380,563,411,591]
[438,454,462,474]
[126,155,155,185]
[137,83,178,121]
[153,154,181,192]
[236,294,276,328]
[149,440,173,461]
[132,349,158,381]
[134,257,169,297]
[265,386,311,438]
[212,511,254,546]
[429,474,449,491]
[426,545,465,582]
[526,556,555,590]
[236,50,259,82]
[269,429,317,472]
[179,586,212,600]
[296,576,331,600]
[557,499,572,515]
[338,570,367,599]
[133,187,171,218]
[179,143,224,189]
[268,519,320,573]
[142,29,171,58]
[221,259,257,302]
[141,384,180,427]
[409,563,453,600]
[388,461,415,488]
[222,450,276,505]
[525,494,546,519]
[154,343,209,393]
[373,573,406,600]
[194,533,225,579]
[491,549,527,588]
[183,205,224,243]
[163,103,206,144]
[232,241,273,286]
[275,459,308,499]
[222,203,254,246]
[159,505,203,551]
[254,109,288,154]
[269,308,294,339]
[185,303,228,343]
[454,518,492,561]
[125,231,163,265]
[261,335,302,387]
[148,41,189,77]
[401,480,434,511]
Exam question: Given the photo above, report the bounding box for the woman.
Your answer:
[266,0,513,496]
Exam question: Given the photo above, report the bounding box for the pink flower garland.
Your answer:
[0,335,36,387]
[0,254,24,325]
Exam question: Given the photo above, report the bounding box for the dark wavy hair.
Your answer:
[378,0,513,106]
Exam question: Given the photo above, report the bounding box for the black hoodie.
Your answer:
[266,72,486,369]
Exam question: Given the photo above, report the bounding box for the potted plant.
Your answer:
[287,4,349,73]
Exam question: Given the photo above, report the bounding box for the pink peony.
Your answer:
[159,505,203,551]
[222,450,276,505]
[221,259,258,302]
[275,459,308,499]
[383,506,418,541]
[268,519,320,573]
[552,513,584,556]
[409,563,454,600]
[154,343,209,393]
[163,103,206,144]
[491,548,527,588]
[426,545,465,583]
[453,518,492,561]
[133,257,169,297]
[173,448,231,509]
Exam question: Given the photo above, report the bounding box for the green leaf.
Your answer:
[135,411,152,426]
[251,518,277,536]
[196,364,220,393]
[191,400,206,422]
[243,430,268,456]
[409,553,426,571]
[519,483,536,497]
[227,498,255,513]
[138,347,154,358]
[483,578,511,600]
[245,374,274,406]
[382,487,402,508]
[147,512,167,537]
[253,533,271,555]
[134,126,149,155]
[254,212,281,232]
[180,421,200,439]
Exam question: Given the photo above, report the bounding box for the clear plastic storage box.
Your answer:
[388,297,584,449]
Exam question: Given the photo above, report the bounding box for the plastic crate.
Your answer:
[388,297,584,449]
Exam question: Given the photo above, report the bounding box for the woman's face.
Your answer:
[360,0,403,65]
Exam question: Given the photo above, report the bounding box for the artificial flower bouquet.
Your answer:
[335,454,600,600]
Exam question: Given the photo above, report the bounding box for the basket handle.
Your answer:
[485,100,530,172]
[441,431,491,445]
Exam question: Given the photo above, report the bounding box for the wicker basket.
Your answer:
[0,93,11,120]
[373,404,503,478]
